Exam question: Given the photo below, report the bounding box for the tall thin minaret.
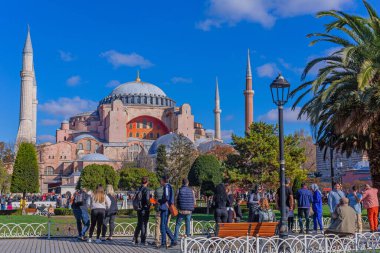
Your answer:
[244,49,254,133]
[214,77,222,141]
[16,26,36,145]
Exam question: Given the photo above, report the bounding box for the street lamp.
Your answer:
[270,73,290,238]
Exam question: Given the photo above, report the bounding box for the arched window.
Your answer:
[129,132,133,137]
[149,122,153,128]
[143,119,147,128]
[78,143,83,150]
[44,166,54,175]
[64,136,67,141]
[86,140,91,151]
[136,133,140,138]
[137,97,141,104]
[94,143,99,151]
[143,133,147,138]
[157,133,160,138]
[144,97,148,104]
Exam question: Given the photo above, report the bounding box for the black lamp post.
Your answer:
[270,73,290,238]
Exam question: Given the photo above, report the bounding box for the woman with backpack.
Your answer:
[133,177,151,245]
[258,198,275,222]
[101,185,118,240]
[87,184,111,243]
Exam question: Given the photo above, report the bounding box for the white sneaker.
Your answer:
[95,239,102,243]
[87,238,92,243]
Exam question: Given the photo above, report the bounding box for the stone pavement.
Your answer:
[0,238,181,253]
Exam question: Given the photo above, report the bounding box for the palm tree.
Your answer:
[291,0,380,188]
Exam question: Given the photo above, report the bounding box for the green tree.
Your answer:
[189,154,223,195]
[118,167,159,190]
[291,1,380,189]
[167,134,198,190]
[188,154,223,214]
[77,164,119,191]
[226,122,307,188]
[156,144,168,180]
[11,142,39,196]
[0,162,10,194]
[227,122,279,186]
[292,176,303,195]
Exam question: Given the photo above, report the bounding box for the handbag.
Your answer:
[169,204,178,217]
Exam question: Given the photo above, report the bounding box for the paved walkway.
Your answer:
[0,238,181,253]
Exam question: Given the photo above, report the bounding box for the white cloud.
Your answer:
[66,75,81,86]
[39,97,97,118]
[106,80,121,88]
[257,63,279,78]
[278,58,303,75]
[196,19,223,31]
[41,119,59,126]
[171,77,193,84]
[100,50,153,68]
[198,0,353,30]
[221,130,234,143]
[258,106,309,123]
[59,50,75,62]
[224,114,234,121]
[38,135,56,143]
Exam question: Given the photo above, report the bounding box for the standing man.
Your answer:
[296,183,313,234]
[347,186,363,233]
[361,184,379,232]
[158,175,175,248]
[133,176,151,245]
[276,178,294,231]
[173,178,195,243]
[72,188,90,240]
[328,182,345,215]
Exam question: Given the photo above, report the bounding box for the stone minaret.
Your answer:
[214,77,222,141]
[16,26,36,144]
[244,49,254,133]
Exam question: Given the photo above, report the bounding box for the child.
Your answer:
[288,209,294,233]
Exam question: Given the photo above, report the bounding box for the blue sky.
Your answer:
[0,0,378,144]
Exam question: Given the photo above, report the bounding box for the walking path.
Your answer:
[0,238,181,253]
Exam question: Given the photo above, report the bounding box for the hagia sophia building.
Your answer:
[15,28,254,193]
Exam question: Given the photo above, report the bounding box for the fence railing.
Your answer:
[181,233,380,253]
[0,219,216,238]
[0,217,374,239]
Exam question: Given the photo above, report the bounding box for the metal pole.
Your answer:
[330,146,334,189]
[278,105,287,238]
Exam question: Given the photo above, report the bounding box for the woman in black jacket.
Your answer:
[213,183,228,235]
[101,185,118,240]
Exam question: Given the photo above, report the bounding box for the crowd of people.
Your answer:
[275,179,379,235]
[2,175,380,247]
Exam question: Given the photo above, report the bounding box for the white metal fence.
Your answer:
[0,220,215,238]
[181,233,380,253]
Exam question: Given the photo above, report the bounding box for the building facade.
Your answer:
[15,29,253,193]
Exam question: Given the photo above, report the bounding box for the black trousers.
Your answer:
[102,213,116,238]
[134,210,150,243]
[89,209,105,239]
[214,208,228,236]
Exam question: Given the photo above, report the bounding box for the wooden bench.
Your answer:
[25,208,37,215]
[218,222,278,238]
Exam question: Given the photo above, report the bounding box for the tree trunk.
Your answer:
[368,124,380,194]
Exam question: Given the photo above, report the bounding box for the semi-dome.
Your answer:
[148,133,194,155]
[73,134,100,143]
[99,75,175,107]
[80,153,110,161]
[197,140,232,153]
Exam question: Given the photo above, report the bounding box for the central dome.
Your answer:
[99,75,175,107]
[111,81,166,97]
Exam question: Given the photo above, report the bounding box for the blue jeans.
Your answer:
[1,204,5,211]
[160,209,174,246]
[298,208,310,232]
[73,207,90,237]
[313,210,323,231]
[174,213,191,242]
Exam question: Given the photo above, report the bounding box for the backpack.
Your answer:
[73,192,84,206]
[133,189,143,211]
